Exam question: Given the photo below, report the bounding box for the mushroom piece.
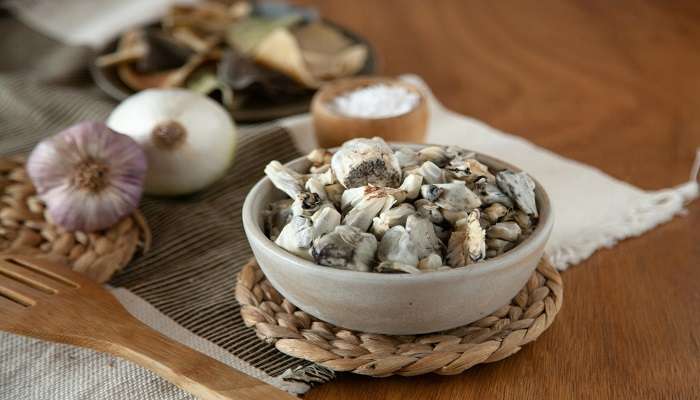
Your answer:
[417,146,450,167]
[307,148,332,166]
[418,253,445,271]
[311,206,342,238]
[325,183,345,209]
[371,203,416,238]
[486,238,516,258]
[447,158,495,184]
[275,215,314,260]
[483,203,509,224]
[446,210,486,267]
[305,168,335,199]
[433,224,451,243]
[291,192,323,217]
[496,171,538,217]
[376,225,420,273]
[265,160,305,198]
[343,191,395,232]
[509,210,533,231]
[442,209,469,226]
[487,222,522,242]
[394,147,419,168]
[447,146,476,160]
[311,225,377,272]
[263,198,293,240]
[331,137,402,189]
[399,173,423,200]
[340,186,366,211]
[475,178,514,208]
[414,199,444,224]
[409,161,446,184]
[406,214,443,259]
[421,182,481,211]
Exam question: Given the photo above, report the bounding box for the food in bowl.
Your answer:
[262,137,539,274]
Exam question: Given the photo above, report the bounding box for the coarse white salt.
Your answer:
[331,84,420,119]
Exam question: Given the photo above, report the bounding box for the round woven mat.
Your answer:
[236,258,563,377]
[0,156,151,283]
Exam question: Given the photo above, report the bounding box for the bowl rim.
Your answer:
[242,143,554,283]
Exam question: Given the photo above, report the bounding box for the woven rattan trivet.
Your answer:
[0,156,150,283]
[236,257,563,377]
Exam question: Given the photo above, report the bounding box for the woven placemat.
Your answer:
[0,156,150,283]
[236,257,563,377]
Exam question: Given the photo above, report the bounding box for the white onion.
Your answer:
[107,89,237,196]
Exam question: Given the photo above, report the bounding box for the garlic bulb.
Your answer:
[27,121,147,232]
[107,89,237,196]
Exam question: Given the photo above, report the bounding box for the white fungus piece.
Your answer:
[408,161,446,184]
[399,173,423,200]
[331,137,402,189]
[311,225,377,272]
[442,209,469,226]
[422,181,481,211]
[417,146,450,167]
[377,225,420,273]
[394,147,419,168]
[307,148,332,166]
[406,214,442,259]
[371,203,416,238]
[475,179,514,209]
[275,215,315,260]
[343,191,395,232]
[487,221,522,242]
[483,203,509,224]
[418,253,444,271]
[263,199,293,241]
[291,192,323,217]
[311,206,342,238]
[446,210,486,267]
[264,160,305,198]
[340,186,366,211]
[305,169,335,200]
[447,158,495,184]
[496,171,538,217]
[414,199,444,224]
[325,183,345,209]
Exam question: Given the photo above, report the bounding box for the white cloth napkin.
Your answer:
[282,75,700,270]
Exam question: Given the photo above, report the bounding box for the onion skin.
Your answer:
[107,89,237,196]
[27,121,147,232]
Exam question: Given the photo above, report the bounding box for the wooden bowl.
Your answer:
[311,76,429,148]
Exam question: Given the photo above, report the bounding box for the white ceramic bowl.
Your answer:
[242,146,553,335]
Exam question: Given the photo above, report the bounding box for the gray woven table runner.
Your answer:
[0,15,334,398]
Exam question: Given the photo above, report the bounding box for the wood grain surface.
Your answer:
[294,1,700,399]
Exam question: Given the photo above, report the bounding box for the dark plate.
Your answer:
[89,20,376,123]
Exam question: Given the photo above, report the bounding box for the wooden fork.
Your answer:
[0,255,295,400]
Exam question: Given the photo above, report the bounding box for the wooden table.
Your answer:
[296,1,700,398]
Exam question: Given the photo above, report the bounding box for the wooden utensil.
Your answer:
[0,255,295,400]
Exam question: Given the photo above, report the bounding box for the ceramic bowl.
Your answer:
[311,77,429,148]
[242,145,553,335]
